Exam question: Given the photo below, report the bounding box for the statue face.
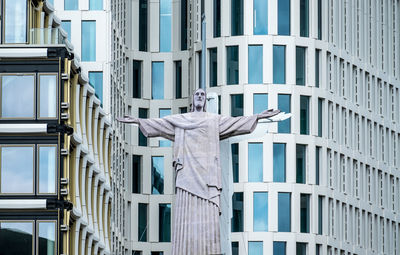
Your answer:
[193,89,206,110]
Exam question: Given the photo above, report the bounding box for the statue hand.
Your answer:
[257,109,281,120]
[116,115,139,124]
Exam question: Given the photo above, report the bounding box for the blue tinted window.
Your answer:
[159,109,171,147]
[231,94,243,117]
[159,204,171,242]
[81,21,96,61]
[227,46,239,84]
[273,45,286,84]
[300,96,309,134]
[231,0,243,36]
[160,0,171,52]
[248,45,263,84]
[232,143,239,183]
[278,0,290,35]
[253,94,268,114]
[151,156,164,194]
[138,203,148,241]
[296,47,306,85]
[47,0,54,5]
[273,241,286,255]
[300,194,310,233]
[38,146,57,194]
[4,0,27,43]
[138,108,148,146]
[248,143,263,182]
[61,21,71,42]
[90,0,103,10]
[296,144,307,184]
[253,192,268,231]
[296,243,307,255]
[64,0,78,10]
[278,94,291,133]
[273,143,286,182]
[232,192,243,232]
[89,72,103,104]
[300,0,309,37]
[278,192,291,232]
[152,62,164,99]
[253,0,268,35]
[248,241,263,255]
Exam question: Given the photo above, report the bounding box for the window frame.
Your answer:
[38,73,59,120]
[2,0,29,44]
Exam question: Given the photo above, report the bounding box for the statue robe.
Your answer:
[138,112,258,255]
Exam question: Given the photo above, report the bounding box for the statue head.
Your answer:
[191,88,206,112]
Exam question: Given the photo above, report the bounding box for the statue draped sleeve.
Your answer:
[219,115,258,140]
[137,117,175,141]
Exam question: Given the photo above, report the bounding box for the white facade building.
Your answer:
[111,0,400,254]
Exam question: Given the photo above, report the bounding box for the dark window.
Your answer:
[296,47,306,85]
[181,0,188,50]
[138,108,148,146]
[132,155,141,193]
[139,0,148,51]
[231,192,243,232]
[232,242,239,255]
[278,94,291,133]
[138,203,148,241]
[318,98,322,137]
[300,194,310,233]
[278,192,291,232]
[231,143,239,183]
[175,61,182,99]
[151,156,164,194]
[273,241,286,255]
[253,0,268,35]
[213,0,221,37]
[227,46,239,84]
[278,0,290,35]
[300,0,309,37]
[198,51,202,88]
[296,243,307,255]
[179,107,187,113]
[300,96,309,134]
[316,146,321,185]
[231,94,243,117]
[159,204,171,242]
[318,196,323,234]
[315,49,320,87]
[296,144,307,184]
[209,48,218,87]
[317,0,322,40]
[231,0,243,36]
[133,60,142,98]
[151,252,163,255]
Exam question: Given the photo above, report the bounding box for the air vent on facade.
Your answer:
[60,178,69,185]
[61,113,69,120]
[61,73,69,80]
[60,188,68,196]
[60,225,68,232]
[61,102,70,110]
[60,149,69,156]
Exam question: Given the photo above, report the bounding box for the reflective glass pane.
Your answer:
[231,143,239,183]
[159,109,171,147]
[300,0,309,37]
[253,94,268,114]
[296,47,306,85]
[213,0,221,37]
[278,192,291,232]
[227,46,239,85]
[300,194,310,233]
[273,241,286,255]
[296,144,307,184]
[300,96,309,134]
[151,156,164,194]
[316,147,321,184]
[318,0,322,39]
[38,221,56,255]
[159,204,171,242]
[231,94,243,117]
[81,21,96,61]
[89,0,103,10]
[315,50,320,87]
[209,48,218,87]
[248,241,263,255]
[318,98,322,137]
[318,196,323,234]
[231,0,243,36]
[0,221,33,253]
[253,0,268,35]
[133,60,142,98]
[248,45,263,84]
[38,146,57,194]
[138,203,148,241]
[232,242,239,255]
[296,243,307,255]
[64,0,78,10]
[273,45,286,84]
[89,72,103,103]
[253,192,268,231]
[248,143,263,182]
[278,0,290,35]
[175,61,182,98]
[273,143,286,182]
[181,0,188,48]
[138,108,148,146]
[278,94,291,133]
[39,75,57,118]
[1,75,34,118]
[47,0,54,5]
[231,192,243,232]
[152,62,164,99]
[160,0,171,52]
[61,21,71,42]
[1,146,34,193]
[132,155,141,193]
[5,0,27,43]
[139,0,148,51]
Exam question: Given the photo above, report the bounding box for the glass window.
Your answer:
[318,98,322,137]
[89,72,103,104]
[0,221,33,253]
[159,109,171,147]
[38,146,57,194]
[278,192,291,232]
[248,241,263,254]
[231,94,243,117]
[318,196,323,234]
[132,155,141,193]
[160,0,172,52]
[139,0,148,51]
[231,0,243,36]
[89,0,103,10]
[1,75,35,118]
[296,47,306,85]
[179,107,187,113]
[273,45,286,84]
[248,143,263,182]
[253,94,268,114]
[296,144,307,184]
[300,194,310,233]
[175,61,182,98]
[152,62,164,99]
[232,242,239,255]
[315,49,320,87]
[38,221,56,255]
[138,108,148,146]
[300,0,309,37]
[4,0,27,43]
[151,156,164,194]
[133,60,142,98]
[227,46,239,85]
[209,48,218,87]
[159,204,171,242]
[39,74,57,119]
[296,242,307,255]
[253,192,268,231]
[231,192,243,232]
[138,203,148,241]
[248,45,263,84]
[278,94,291,133]
[316,146,321,185]
[253,0,268,35]
[1,146,34,194]
[64,0,78,10]
[278,0,290,35]
[213,0,221,37]
[273,143,286,182]
[81,21,96,61]
[317,0,322,40]
[231,143,239,183]
[61,21,71,42]
[274,241,286,255]
[47,0,54,5]
[181,0,188,49]
[151,252,163,255]
[300,96,309,134]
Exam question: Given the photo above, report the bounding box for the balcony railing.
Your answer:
[29,28,65,45]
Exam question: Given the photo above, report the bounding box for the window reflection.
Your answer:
[160,0,172,52]
[273,45,286,84]
[209,48,218,87]
[253,192,268,231]
[1,75,35,118]
[152,62,164,99]
[278,192,291,232]
[138,108,148,146]
[273,241,286,255]
[231,192,243,232]
[89,0,103,10]
[231,0,243,36]
[159,109,171,147]
[296,144,307,184]
[278,94,291,133]
[4,0,27,43]
[300,96,310,134]
[248,45,263,84]
[61,21,71,42]
[39,75,57,118]
[159,204,171,242]
[1,146,34,194]
[253,0,268,35]
[227,46,239,85]
[248,143,263,182]
[231,94,243,117]
[278,0,290,35]
[38,146,57,194]
[38,221,56,255]
[296,47,306,85]
[89,72,103,104]
[81,21,96,61]
[300,0,309,37]
[64,0,78,10]
[0,221,33,253]
[248,241,263,255]
[273,143,286,182]
[151,156,164,194]
[138,203,148,241]
[253,93,268,114]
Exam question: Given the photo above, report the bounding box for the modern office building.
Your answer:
[0,0,112,254]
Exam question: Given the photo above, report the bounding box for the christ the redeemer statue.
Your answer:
[118,88,281,255]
